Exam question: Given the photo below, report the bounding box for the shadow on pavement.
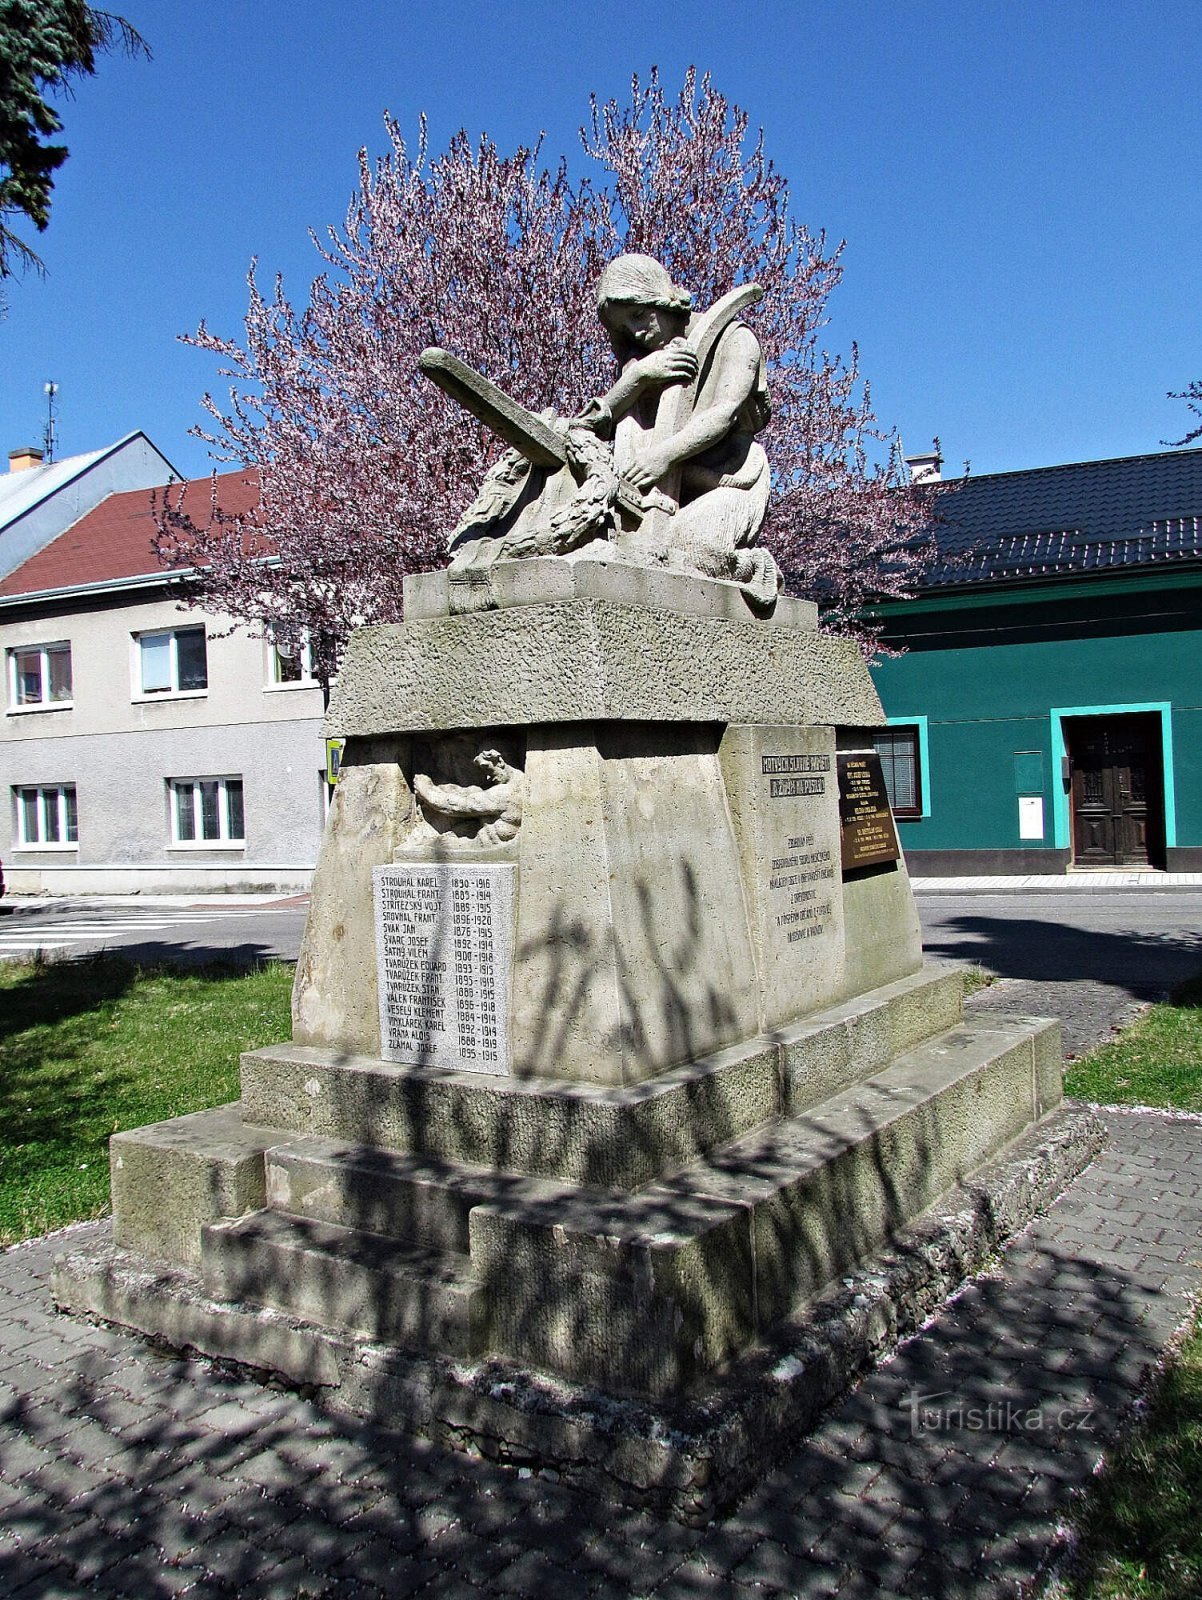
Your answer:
[0,1211,1185,1600]
[922,913,1202,998]
[84,940,294,973]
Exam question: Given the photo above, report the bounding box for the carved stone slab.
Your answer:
[719,725,846,1031]
[373,863,515,1076]
[326,599,883,736]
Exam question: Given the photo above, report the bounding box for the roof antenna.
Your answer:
[42,382,59,464]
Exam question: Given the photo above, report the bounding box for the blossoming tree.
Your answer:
[154,69,934,683]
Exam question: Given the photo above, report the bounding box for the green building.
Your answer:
[869,446,1202,875]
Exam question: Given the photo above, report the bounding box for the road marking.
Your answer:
[3,922,180,932]
[0,904,302,960]
[1,930,173,944]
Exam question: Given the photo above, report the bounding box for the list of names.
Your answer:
[373,863,513,1075]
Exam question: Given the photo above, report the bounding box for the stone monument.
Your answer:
[55,256,1102,1520]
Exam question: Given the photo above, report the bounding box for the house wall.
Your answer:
[1,592,326,892]
[872,574,1202,874]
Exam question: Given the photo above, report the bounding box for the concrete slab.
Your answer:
[238,1035,783,1189]
[324,601,882,736]
[203,1211,482,1355]
[402,554,819,629]
[110,1104,286,1269]
[240,965,967,1188]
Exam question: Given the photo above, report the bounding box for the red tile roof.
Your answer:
[0,468,261,598]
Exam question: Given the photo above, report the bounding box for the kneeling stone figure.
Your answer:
[425,252,782,612]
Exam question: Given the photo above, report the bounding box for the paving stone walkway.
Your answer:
[2,1105,1200,1599]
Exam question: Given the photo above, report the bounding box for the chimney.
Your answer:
[905,447,943,484]
[8,445,44,473]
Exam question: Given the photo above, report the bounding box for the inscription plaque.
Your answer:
[837,751,901,872]
[373,862,514,1075]
[763,751,837,950]
[720,725,846,1030]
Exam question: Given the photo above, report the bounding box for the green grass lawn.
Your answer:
[1064,971,1202,1112]
[1054,969,1202,1598]
[0,953,293,1245]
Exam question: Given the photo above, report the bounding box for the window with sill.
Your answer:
[136,627,207,695]
[872,724,923,819]
[8,642,72,708]
[268,631,317,686]
[15,783,78,846]
[169,776,244,844]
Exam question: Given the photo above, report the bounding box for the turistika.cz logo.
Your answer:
[902,1390,1096,1435]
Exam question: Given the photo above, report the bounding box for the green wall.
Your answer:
[871,595,1202,853]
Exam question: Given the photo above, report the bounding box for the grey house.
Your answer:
[0,459,327,894]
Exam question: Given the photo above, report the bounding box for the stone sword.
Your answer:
[417,347,673,522]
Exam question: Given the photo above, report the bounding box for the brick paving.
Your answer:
[0,1106,1198,1598]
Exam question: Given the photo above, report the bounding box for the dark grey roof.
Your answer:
[922,446,1202,587]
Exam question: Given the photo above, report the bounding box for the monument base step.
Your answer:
[238,961,967,1191]
[263,1136,576,1255]
[201,1210,482,1355]
[98,971,1069,1400]
[466,1011,1064,1394]
[53,1103,1105,1524]
[191,1008,1066,1399]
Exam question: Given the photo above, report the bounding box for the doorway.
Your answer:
[1063,712,1166,868]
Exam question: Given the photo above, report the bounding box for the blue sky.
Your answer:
[2,0,1199,480]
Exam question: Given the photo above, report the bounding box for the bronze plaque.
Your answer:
[837,751,901,872]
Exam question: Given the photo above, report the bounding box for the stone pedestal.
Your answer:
[292,555,920,1085]
[54,555,1100,1518]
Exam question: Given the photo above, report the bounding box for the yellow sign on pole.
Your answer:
[325,737,345,785]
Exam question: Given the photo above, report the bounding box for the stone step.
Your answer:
[664,1011,1062,1331]
[468,1012,1062,1394]
[53,1101,1103,1521]
[778,961,965,1115]
[264,1136,576,1253]
[239,962,965,1187]
[110,1104,289,1269]
[201,1210,482,1356]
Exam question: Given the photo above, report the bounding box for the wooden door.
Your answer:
[1066,714,1164,867]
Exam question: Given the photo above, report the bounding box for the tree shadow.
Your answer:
[920,911,1202,999]
[0,950,140,1045]
[1058,1307,1202,1598]
[6,1211,1190,1598]
[85,939,291,974]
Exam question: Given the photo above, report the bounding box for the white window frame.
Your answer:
[7,641,73,714]
[14,783,79,849]
[167,775,245,849]
[132,627,208,701]
[265,630,318,690]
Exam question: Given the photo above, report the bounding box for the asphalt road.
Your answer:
[0,896,309,970]
[4,888,1200,1056]
[918,890,1202,1055]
